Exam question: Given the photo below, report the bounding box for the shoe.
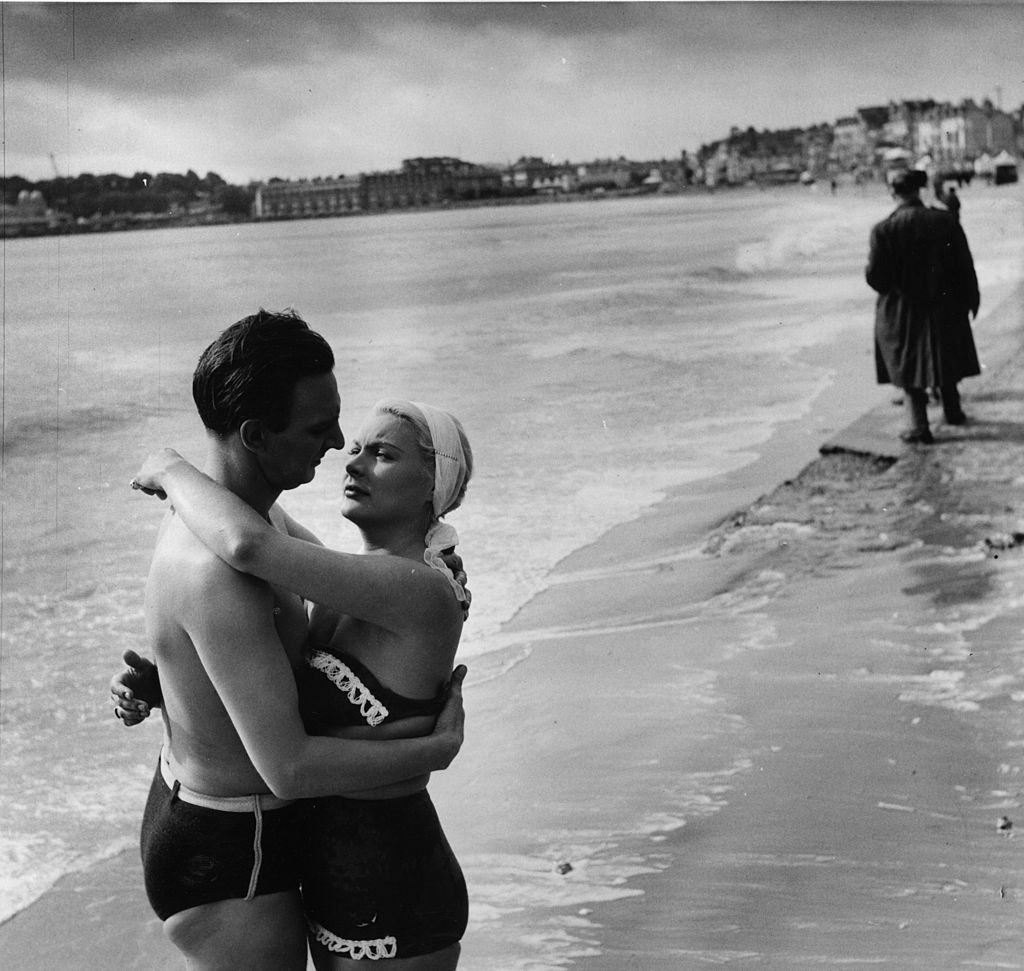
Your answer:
[943,410,967,425]
[900,428,934,445]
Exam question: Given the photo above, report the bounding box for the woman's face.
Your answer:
[341,413,433,529]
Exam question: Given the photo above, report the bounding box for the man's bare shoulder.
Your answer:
[150,512,269,609]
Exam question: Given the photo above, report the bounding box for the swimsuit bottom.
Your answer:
[140,752,302,920]
[299,790,468,960]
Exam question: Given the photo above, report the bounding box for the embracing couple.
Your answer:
[112,309,473,969]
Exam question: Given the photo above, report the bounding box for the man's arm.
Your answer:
[865,223,893,295]
[180,558,463,799]
[952,222,980,317]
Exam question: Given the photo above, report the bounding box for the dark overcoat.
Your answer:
[866,198,980,389]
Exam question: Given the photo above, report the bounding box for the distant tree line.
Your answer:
[2,169,255,219]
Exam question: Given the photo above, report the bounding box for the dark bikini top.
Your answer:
[298,646,445,731]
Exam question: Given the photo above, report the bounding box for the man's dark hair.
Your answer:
[192,309,335,435]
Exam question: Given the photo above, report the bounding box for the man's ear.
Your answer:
[239,419,266,453]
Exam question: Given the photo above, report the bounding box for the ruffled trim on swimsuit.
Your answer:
[306,649,389,727]
[307,918,397,959]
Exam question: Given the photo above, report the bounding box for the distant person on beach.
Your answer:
[866,169,980,444]
[112,311,469,970]
[942,186,962,220]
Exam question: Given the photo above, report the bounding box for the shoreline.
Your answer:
[509,281,1024,967]
[3,297,1023,968]
[446,278,1024,968]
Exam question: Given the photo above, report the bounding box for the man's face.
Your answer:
[257,371,344,491]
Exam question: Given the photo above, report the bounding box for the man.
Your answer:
[113,309,466,970]
[867,169,980,444]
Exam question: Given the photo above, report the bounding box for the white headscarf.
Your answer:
[393,400,469,606]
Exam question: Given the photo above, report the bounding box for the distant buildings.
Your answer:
[697,97,1021,187]
[253,153,703,221]
[363,157,503,210]
[254,174,361,219]
[0,189,71,237]
[252,97,1021,223]
[4,92,1020,236]
[255,157,503,220]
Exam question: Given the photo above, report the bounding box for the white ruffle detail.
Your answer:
[424,521,469,605]
[306,650,389,727]
[307,919,397,959]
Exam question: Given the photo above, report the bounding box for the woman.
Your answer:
[130,398,473,970]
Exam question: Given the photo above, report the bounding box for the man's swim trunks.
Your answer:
[140,752,302,920]
[300,790,468,960]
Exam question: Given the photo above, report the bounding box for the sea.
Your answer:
[2,183,1023,935]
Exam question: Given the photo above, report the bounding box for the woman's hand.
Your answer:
[130,448,189,501]
[110,649,162,726]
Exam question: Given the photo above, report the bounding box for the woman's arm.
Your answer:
[134,450,448,631]
[181,556,464,799]
[271,503,323,546]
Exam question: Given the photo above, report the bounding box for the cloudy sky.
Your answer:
[3,2,1022,184]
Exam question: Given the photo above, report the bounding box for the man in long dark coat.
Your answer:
[866,169,980,444]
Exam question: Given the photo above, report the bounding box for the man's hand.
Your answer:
[430,664,467,770]
[110,649,161,726]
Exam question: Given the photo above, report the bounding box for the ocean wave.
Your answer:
[0,833,136,927]
[3,406,146,454]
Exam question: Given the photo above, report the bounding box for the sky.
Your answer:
[2,1,1022,185]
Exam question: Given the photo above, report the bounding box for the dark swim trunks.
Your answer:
[140,753,302,920]
[299,790,468,960]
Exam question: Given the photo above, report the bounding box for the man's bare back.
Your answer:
[147,507,308,796]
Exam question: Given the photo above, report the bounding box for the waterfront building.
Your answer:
[575,157,645,191]
[362,157,503,211]
[961,100,1017,159]
[504,156,578,195]
[912,100,1016,174]
[830,116,869,172]
[254,175,362,219]
[1,189,71,237]
[698,125,829,186]
[531,167,577,194]
[507,156,558,193]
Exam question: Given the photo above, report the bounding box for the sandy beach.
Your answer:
[3,240,1024,969]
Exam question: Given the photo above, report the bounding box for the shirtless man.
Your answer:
[114,309,466,971]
